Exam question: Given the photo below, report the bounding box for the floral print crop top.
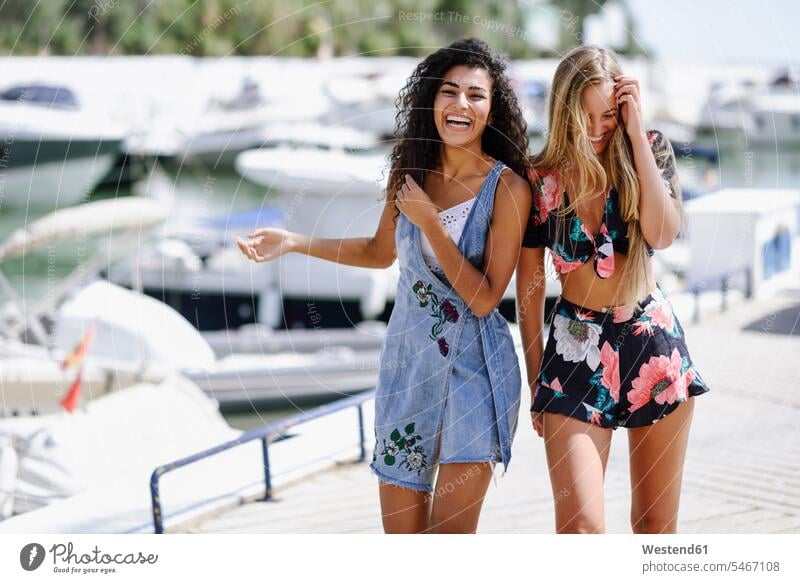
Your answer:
[522,130,679,278]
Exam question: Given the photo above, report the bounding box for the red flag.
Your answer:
[61,367,83,413]
[60,324,96,370]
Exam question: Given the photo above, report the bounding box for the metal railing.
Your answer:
[687,266,752,323]
[149,389,375,534]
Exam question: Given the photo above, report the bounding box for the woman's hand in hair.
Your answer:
[613,74,645,141]
[394,174,438,230]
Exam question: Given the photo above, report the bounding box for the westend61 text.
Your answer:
[642,544,708,555]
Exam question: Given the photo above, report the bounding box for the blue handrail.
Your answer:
[149,389,375,534]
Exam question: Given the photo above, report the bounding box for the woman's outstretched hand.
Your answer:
[236,228,295,262]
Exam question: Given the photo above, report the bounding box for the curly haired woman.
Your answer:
[238,38,531,533]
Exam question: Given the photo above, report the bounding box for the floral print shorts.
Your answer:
[532,286,709,429]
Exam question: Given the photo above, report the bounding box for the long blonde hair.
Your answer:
[532,46,683,306]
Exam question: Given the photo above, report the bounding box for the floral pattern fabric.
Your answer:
[412,279,460,357]
[377,423,429,475]
[532,286,709,429]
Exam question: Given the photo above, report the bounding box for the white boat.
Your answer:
[0,84,125,209]
[0,373,372,532]
[98,163,283,331]
[108,161,400,331]
[105,201,286,331]
[324,72,406,138]
[0,338,155,418]
[202,320,387,357]
[235,146,401,323]
[176,77,333,167]
[236,146,389,197]
[0,375,224,522]
[745,87,800,145]
[52,280,380,411]
[698,71,800,143]
[0,197,171,416]
[0,197,381,413]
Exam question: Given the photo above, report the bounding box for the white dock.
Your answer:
[173,286,800,534]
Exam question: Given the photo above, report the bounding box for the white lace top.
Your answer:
[418,196,477,273]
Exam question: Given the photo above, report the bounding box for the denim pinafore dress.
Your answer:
[369,160,522,493]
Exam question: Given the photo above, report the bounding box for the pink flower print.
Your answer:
[596,253,615,278]
[551,377,564,394]
[552,252,584,274]
[599,341,620,403]
[633,298,675,336]
[627,348,690,413]
[583,403,603,425]
[538,173,562,221]
[649,302,674,332]
[632,319,654,336]
[611,303,636,323]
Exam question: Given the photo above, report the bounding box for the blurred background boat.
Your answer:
[0,83,124,209]
[175,76,334,168]
[0,198,382,418]
[697,68,800,144]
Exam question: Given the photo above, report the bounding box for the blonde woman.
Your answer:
[516,46,709,534]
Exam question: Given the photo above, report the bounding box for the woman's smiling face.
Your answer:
[433,65,493,148]
[581,80,619,155]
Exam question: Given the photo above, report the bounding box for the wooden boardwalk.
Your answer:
[175,287,800,534]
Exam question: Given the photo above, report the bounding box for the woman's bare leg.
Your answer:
[542,412,613,533]
[378,482,431,533]
[426,462,494,533]
[628,398,695,534]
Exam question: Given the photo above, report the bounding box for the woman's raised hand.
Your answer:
[236,228,295,263]
[395,174,437,229]
[614,74,645,139]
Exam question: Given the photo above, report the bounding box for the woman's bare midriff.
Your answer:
[558,251,656,311]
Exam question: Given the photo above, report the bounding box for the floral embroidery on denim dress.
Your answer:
[378,423,428,475]
[412,279,460,357]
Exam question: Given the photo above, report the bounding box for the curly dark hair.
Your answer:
[387,37,530,208]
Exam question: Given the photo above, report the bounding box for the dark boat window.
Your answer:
[0,85,79,109]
